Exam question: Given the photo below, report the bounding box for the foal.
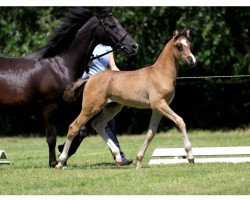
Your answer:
[56,29,196,169]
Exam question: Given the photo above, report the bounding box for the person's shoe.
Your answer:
[120,157,133,166]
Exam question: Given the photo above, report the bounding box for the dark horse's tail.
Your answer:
[63,79,87,102]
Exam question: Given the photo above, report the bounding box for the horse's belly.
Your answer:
[0,92,29,106]
[110,96,151,109]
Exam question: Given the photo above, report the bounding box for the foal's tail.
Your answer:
[63,79,87,102]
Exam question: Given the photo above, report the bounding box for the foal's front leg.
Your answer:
[136,111,162,169]
[154,99,194,163]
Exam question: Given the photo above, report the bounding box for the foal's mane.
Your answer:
[36,8,94,58]
[153,36,173,62]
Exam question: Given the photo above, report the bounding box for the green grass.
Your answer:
[0,129,250,195]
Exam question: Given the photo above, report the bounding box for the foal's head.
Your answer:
[172,29,196,66]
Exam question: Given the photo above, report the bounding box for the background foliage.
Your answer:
[0,7,249,135]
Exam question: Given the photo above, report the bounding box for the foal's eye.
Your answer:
[176,44,183,52]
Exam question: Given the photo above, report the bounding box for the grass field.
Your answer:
[0,128,250,195]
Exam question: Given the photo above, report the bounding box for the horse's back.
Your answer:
[0,56,36,69]
[0,56,38,106]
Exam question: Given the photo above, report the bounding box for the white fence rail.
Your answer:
[149,146,250,165]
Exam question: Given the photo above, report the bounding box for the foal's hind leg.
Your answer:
[136,111,162,169]
[153,99,194,163]
[91,102,123,165]
[55,111,96,169]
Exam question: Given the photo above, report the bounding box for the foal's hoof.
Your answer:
[188,158,195,164]
[55,162,64,169]
[136,156,143,169]
[136,161,143,169]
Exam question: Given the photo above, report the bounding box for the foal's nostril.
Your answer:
[187,56,194,65]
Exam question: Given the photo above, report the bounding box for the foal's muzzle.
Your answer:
[187,55,197,66]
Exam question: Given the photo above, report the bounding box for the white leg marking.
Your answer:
[56,138,73,169]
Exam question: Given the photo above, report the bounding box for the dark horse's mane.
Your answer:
[35,8,94,58]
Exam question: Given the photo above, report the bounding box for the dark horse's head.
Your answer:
[39,7,138,59]
[95,7,138,55]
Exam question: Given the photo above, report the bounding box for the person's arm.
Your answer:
[108,52,120,71]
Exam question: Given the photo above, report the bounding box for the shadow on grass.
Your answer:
[67,161,142,170]
[65,161,156,170]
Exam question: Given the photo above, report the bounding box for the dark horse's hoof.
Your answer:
[50,161,58,168]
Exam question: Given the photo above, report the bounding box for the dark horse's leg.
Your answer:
[43,103,59,167]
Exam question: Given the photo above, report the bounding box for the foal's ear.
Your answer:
[173,30,179,37]
[185,29,190,39]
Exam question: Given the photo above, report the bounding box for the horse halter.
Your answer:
[89,12,130,61]
[97,13,129,51]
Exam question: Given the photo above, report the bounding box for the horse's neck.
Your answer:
[153,41,178,79]
[61,17,99,79]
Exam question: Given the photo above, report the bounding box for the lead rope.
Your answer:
[90,49,114,61]
[177,75,250,79]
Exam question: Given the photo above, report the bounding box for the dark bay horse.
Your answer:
[56,29,196,169]
[0,7,138,167]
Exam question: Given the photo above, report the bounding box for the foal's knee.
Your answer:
[175,116,186,131]
[67,123,79,139]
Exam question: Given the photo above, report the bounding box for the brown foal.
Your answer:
[56,29,197,169]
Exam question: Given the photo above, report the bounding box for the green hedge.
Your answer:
[0,7,249,135]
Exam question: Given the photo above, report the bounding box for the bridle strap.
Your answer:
[90,32,129,61]
[90,13,129,61]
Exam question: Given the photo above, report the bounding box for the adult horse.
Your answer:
[56,29,196,169]
[0,7,138,167]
